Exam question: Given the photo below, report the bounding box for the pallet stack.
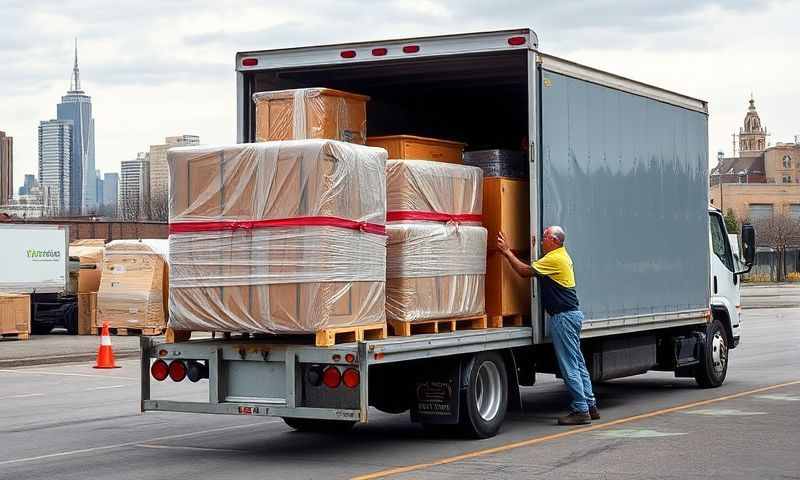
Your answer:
[0,293,30,341]
[70,239,105,335]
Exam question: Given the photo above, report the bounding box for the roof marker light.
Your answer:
[241,58,258,67]
[372,48,388,56]
[507,36,526,46]
[340,50,357,59]
[402,45,420,54]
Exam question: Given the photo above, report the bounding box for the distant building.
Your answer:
[0,131,12,205]
[18,174,37,196]
[103,172,119,216]
[148,134,199,218]
[95,169,104,206]
[57,39,96,215]
[120,152,150,220]
[38,119,73,215]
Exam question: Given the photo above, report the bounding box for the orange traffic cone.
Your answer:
[93,321,120,369]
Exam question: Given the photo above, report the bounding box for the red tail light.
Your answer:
[340,50,357,59]
[151,359,169,381]
[342,368,360,389]
[169,360,187,382]
[402,45,420,54]
[345,353,355,363]
[241,58,258,66]
[371,47,388,56]
[322,366,341,388]
[507,36,526,46]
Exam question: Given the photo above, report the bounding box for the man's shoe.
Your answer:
[557,411,592,425]
[589,406,600,420]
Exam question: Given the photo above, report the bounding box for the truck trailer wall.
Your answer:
[539,70,709,325]
[0,224,68,293]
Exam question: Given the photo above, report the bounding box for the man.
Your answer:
[497,226,598,425]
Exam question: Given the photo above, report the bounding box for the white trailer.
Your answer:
[142,29,755,438]
[0,224,69,294]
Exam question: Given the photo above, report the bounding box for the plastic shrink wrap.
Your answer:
[167,140,387,334]
[96,240,169,330]
[253,88,368,144]
[385,160,486,322]
[69,239,105,293]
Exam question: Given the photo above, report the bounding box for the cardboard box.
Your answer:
[485,250,530,318]
[97,241,167,330]
[253,88,369,144]
[77,292,97,335]
[0,293,30,339]
[70,241,105,293]
[386,160,482,216]
[167,140,387,334]
[483,178,530,252]
[368,135,465,164]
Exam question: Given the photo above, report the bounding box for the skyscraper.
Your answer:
[120,152,149,220]
[103,172,119,216]
[57,39,96,215]
[148,134,199,219]
[18,174,37,196]
[0,131,12,205]
[38,119,72,215]
[95,169,104,207]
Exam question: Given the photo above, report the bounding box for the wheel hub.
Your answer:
[475,361,502,421]
[711,331,728,375]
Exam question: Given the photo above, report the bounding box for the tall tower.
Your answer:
[57,38,96,215]
[38,120,73,215]
[0,131,12,205]
[738,94,768,158]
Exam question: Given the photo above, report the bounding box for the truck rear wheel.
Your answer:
[695,319,728,388]
[458,352,508,438]
[282,417,356,433]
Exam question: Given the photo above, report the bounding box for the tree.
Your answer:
[149,191,169,221]
[724,208,739,234]
[752,213,800,282]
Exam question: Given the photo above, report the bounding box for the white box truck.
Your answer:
[0,224,80,334]
[141,28,755,438]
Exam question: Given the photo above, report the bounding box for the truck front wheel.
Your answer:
[459,352,508,438]
[694,319,728,388]
[282,417,356,433]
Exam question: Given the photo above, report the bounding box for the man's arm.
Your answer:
[496,231,537,278]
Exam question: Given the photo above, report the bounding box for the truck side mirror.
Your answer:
[741,224,755,267]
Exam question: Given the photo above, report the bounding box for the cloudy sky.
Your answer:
[1,0,798,189]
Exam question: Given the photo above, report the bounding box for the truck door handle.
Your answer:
[713,276,718,294]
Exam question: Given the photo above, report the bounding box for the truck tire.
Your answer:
[458,352,508,438]
[282,417,356,433]
[695,319,728,388]
[64,303,78,335]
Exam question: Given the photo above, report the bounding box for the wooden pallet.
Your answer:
[487,314,526,328]
[315,323,387,347]
[94,326,163,336]
[388,314,488,337]
[0,331,30,341]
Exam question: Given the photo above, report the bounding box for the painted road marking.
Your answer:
[592,429,687,439]
[0,419,282,467]
[350,379,800,480]
[755,394,800,401]
[87,384,128,391]
[136,444,244,453]
[0,393,45,400]
[683,408,767,416]
[0,369,135,380]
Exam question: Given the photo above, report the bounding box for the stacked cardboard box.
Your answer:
[167,140,387,334]
[385,160,487,322]
[253,88,369,144]
[0,293,30,340]
[483,178,531,320]
[70,239,105,334]
[96,240,168,331]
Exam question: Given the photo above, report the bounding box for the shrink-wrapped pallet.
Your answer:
[96,240,168,331]
[69,239,105,293]
[167,140,387,334]
[385,160,486,322]
[253,88,368,144]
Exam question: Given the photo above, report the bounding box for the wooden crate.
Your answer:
[483,178,530,253]
[0,293,30,340]
[388,314,487,337]
[77,292,97,335]
[485,250,531,322]
[367,135,465,164]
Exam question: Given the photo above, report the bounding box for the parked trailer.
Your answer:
[142,28,755,437]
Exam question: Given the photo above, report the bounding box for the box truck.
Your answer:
[0,224,81,334]
[141,28,755,438]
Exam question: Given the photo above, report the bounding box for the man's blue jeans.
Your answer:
[549,310,596,413]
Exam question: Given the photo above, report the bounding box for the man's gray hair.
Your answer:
[545,225,566,245]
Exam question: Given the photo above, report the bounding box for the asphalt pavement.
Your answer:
[0,286,798,479]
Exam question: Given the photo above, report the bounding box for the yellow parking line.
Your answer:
[351,379,800,480]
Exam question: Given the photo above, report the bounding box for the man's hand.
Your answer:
[497,231,511,254]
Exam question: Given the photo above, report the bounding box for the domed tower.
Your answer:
[738,94,768,157]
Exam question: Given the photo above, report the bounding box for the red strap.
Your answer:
[169,216,386,235]
[386,210,482,224]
